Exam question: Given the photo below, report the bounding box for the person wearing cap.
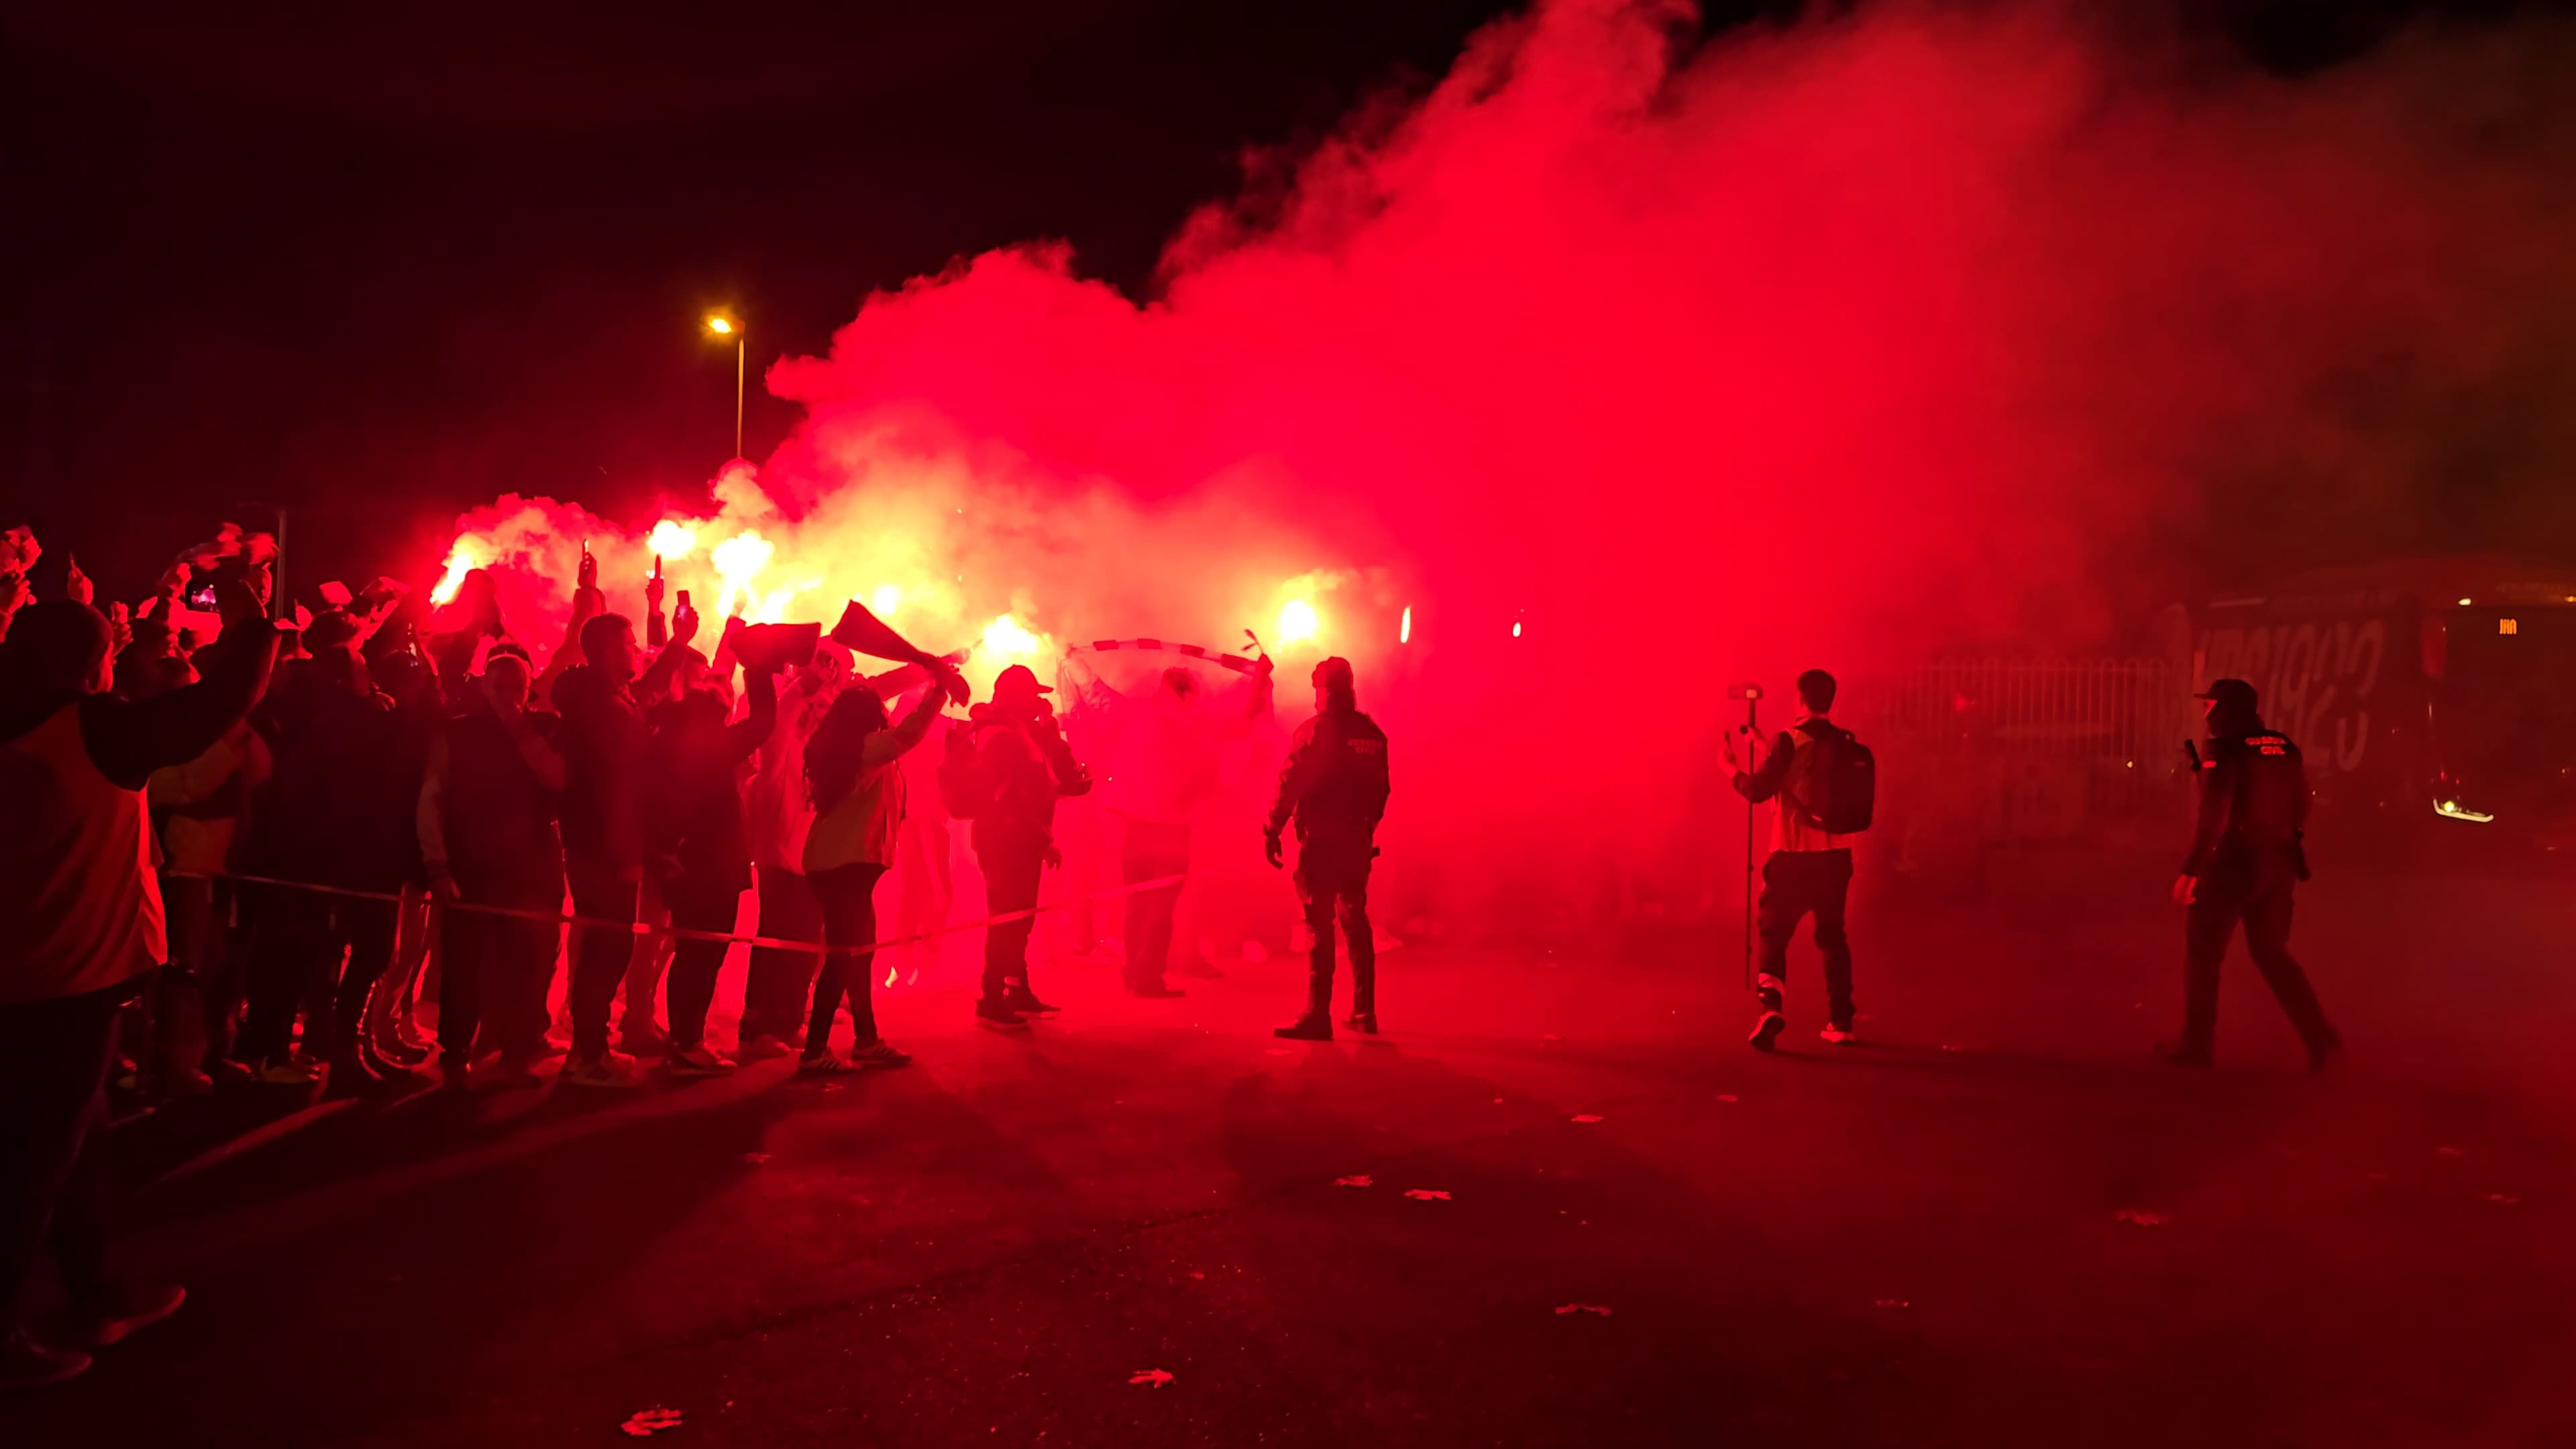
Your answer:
[1267,657,1391,1041]
[2167,678,2340,1071]
[966,663,1091,1029]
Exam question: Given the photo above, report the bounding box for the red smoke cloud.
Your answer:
[446,0,2576,916]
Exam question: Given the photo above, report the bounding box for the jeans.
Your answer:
[1754,849,1854,1028]
[238,884,398,1065]
[564,856,640,1060]
[436,871,564,1063]
[663,878,743,1051]
[978,848,1044,1002]
[1120,819,1191,992]
[1295,839,1377,1018]
[2182,847,2334,1055]
[0,984,127,1333]
[806,863,889,1051]
[742,865,823,1045]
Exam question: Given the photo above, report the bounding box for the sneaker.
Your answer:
[797,1049,852,1075]
[484,1053,547,1089]
[1008,991,1061,1017]
[1818,1023,1859,1045]
[65,1281,185,1348]
[1748,1011,1786,1052]
[1341,1011,1379,1036]
[1130,983,1185,1000]
[252,1055,323,1086]
[737,1034,794,1063]
[617,1024,669,1057]
[0,1332,91,1392]
[1274,1015,1333,1042]
[848,1038,914,1070]
[975,999,1029,1032]
[664,1044,737,1078]
[786,1026,809,1050]
[561,1051,644,1089]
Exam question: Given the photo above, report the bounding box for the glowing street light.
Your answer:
[705,312,745,460]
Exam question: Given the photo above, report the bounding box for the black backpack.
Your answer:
[1791,722,1876,835]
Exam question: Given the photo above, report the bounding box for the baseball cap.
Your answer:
[994,663,1051,698]
[2195,678,2257,711]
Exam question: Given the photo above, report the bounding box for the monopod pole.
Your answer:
[1741,694,1759,992]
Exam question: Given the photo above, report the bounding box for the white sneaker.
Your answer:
[561,1051,644,1088]
[737,1034,794,1062]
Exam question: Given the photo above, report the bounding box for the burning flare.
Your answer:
[1277,598,1319,647]
[647,520,699,560]
[709,531,775,619]
[429,542,479,606]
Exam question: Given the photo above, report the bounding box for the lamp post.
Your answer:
[705,313,744,460]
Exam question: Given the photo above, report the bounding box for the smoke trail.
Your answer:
[445,0,2576,917]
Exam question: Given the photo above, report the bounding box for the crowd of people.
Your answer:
[0,520,1397,1389]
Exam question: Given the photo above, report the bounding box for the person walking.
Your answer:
[1721,668,1865,1052]
[2164,678,2340,1071]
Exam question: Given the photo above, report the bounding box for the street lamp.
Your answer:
[705,313,744,460]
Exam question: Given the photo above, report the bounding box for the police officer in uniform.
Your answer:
[2165,678,2341,1072]
[1266,657,1390,1041]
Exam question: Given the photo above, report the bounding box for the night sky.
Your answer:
[0,0,2540,599]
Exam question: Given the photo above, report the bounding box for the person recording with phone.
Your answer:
[1720,668,1868,1053]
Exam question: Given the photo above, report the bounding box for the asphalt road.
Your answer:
[5,856,2571,1447]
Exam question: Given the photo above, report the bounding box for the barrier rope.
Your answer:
[169,858,1268,961]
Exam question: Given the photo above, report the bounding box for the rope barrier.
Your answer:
[170,858,1267,961]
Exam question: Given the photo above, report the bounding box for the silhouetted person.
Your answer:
[1721,667,1860,1051]
[645,661,779,1075]
[552,608,694,1087]
[1267,657,1390,1042]
[967,664,1091,1030]
[0,582,274,1389]
[2164,678,2339,1071]
[419,651,566,1090]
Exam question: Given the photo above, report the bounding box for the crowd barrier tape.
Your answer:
[169,858,1271,961]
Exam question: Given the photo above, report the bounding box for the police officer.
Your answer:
[1266,657,1390,1041]
[2165,678,2341,1072]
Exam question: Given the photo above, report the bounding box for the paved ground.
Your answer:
[5,853,2573,1447]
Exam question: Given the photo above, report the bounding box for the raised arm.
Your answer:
[1728,729,1798,805]
[81,584,280,790]
[724,665,781,765]
[860,684,947,769]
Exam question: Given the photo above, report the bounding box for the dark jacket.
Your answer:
[645,673,777,896]
[1265,702,1390,847]
[968,703,1088,859]
[553,663,649,869]
[434,696,564,892]
[243,669,405,890]
[2184,724,2310,875]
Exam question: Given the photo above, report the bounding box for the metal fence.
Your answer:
[1839,657,2190,849]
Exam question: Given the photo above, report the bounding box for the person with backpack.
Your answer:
[1721,667,1873,1051]
[2163,678,2339,1073]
